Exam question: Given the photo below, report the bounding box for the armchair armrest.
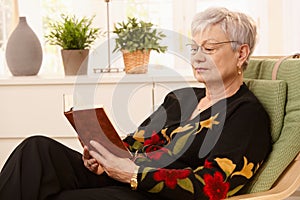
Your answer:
[226,152,300,200]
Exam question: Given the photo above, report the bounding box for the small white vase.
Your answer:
[5,17,43,76]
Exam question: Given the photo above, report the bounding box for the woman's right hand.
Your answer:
[82,146,105,175]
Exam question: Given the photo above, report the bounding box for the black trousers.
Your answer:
[0,136,153,200]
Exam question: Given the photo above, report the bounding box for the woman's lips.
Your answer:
[194,67,209,73]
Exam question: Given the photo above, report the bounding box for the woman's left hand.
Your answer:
[89,140,138,184]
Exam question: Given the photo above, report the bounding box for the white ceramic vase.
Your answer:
[5,17,43,76]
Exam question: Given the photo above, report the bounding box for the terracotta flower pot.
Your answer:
[61,49,89,75]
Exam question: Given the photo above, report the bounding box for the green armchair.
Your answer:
[227,56,300,199]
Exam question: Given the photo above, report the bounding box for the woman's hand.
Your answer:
[82,146,105,175]
[89,140,138,184]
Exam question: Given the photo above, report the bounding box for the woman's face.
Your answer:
[191,24,240,86]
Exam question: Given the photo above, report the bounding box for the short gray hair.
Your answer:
[191,7,257,69]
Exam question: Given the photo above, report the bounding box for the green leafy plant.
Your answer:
[113,17,167,53]
[45,14,101,50]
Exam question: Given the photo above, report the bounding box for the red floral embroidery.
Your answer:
[153,168,191,189]
[204,160,214,168]
[145,146,169,160]
[203,171,230,200]
[144,131,165,146]
[123,141,130,148]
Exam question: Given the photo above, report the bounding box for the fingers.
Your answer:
[89,150,106,166]
[87,159,98,168]
[89,141,117,172]
[81,144,105,175]
[82,146,97,169]
[89,140,111,159]
[88,141,138,182]
[83,146,90,159]
[84,157,98,169]
[85,159,104,175]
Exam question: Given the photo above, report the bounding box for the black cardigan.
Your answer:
[123,83,272,200]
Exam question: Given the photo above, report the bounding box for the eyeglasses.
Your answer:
[186,40,239,55]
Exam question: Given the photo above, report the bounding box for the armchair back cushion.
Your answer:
[243,78,286,143]
[241,58,300,193]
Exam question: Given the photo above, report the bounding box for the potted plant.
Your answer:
[113,17,167,74]
[45,14,101,75]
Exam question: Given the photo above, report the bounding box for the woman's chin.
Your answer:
[193,72,205,83]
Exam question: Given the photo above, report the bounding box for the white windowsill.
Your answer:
[0,65,200,86]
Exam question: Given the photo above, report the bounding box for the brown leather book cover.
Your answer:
[64,107,132,158]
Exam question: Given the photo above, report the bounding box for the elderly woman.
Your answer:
[0,7,271,200]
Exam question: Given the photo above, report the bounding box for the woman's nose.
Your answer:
[191,51,206,65]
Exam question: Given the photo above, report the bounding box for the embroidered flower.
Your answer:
[133,129,145,143]
[170,124,194,138]
[215,157,236,176]
[203,171,230,200]
[144,131,165,146]
[199,113,220,132]
[232,156,254,179]
[123,141,130,148]
[204,160,214,169]
[153,168,191,189]
[145,146,169,160]
[160,128,171,144]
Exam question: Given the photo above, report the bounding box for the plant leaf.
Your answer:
[45,14,101,49]
[112,16,167,53]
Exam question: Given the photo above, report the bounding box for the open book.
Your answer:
[63,95,132,158]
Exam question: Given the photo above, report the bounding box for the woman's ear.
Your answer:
[237,44,250,67]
